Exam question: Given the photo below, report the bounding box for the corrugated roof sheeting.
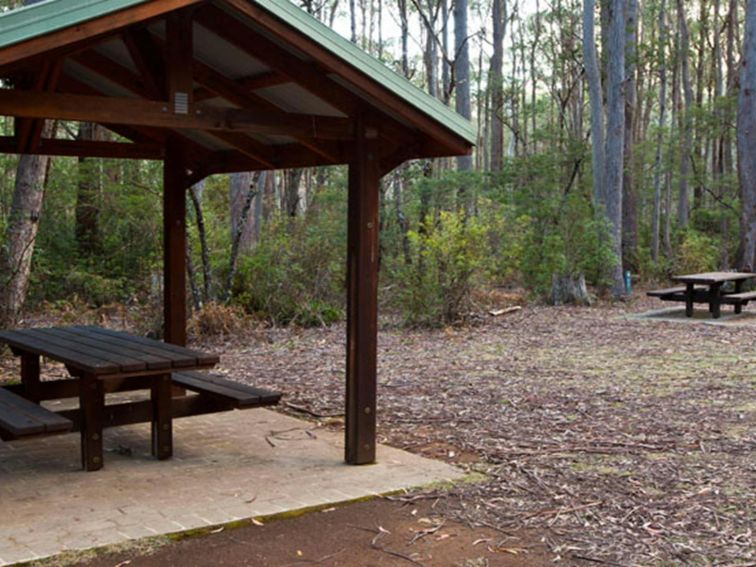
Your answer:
[255,84,345,118]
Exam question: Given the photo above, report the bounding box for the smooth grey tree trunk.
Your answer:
[454,0,472,173]
[489,0,507,172]
[603,0,626,298]
[676,0,693,228]
[1,126,52,326]
[737,0,756,270]
[583,0,605,207]
[621,0,638,270]
[651,0,668,262]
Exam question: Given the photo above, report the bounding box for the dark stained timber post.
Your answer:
[685,283,694,317]
[345,116,380,465]
[79,372,104,471]
[20,352,40,403]
[163,141,187,346]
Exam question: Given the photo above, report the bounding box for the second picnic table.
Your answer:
[648,271,756,318]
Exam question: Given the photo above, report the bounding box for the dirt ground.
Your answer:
[4,294,755,566]
[73,500,553,567]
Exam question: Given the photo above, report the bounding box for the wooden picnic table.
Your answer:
[657,271,756,318]
[0,326,219,471]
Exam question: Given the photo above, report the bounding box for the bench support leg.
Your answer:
[21,353,41,403]
[79,373,104,471]
[151,374,173,460]
[345,116,379,466]
[685,283,694,317]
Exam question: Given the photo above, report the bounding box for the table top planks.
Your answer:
[0,326,219,376]
[671,271,756,285]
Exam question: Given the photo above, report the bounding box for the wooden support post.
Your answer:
[345,116,380,465]
[20,353,41,403]
[163,140,187,346]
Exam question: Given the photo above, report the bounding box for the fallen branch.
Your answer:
[489,306,522,317]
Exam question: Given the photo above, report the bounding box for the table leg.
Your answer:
[79,373,104,471]
[685,283,694,317]
[21,353,41,403]
[151,374,173,460]
[735,280,744,314]
[710,283,722,319]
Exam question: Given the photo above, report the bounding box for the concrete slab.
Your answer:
[628,306,756,327]
[0,407,464,565]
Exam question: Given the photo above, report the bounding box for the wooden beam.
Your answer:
[0,136,164,159]
[0,89,354,139]
[57,72,215,166]
[344,115,380,465]
[0,0,203,75]
[165,8,195,115]
[163,140,188,346]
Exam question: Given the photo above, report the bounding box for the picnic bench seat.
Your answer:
[647,285,706,298]
[172,372,281,409]
[0,388,73,440]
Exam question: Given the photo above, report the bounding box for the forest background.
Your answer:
[2,0,756,330]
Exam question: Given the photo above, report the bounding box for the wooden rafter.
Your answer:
[193,72,289,102]
[122,29,165,100]
[71,50,150,98]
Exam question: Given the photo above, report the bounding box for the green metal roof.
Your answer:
[0,0,151,49]
[0,0,476,147]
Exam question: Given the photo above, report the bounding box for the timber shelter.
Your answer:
[0,0,475,465]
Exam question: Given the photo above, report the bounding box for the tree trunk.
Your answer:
[489,0,507,172]
[229,171,259,254]
[454,0,472,173]
[737,0,756,270]
[621,0,638,271]
[0,123,52,326]
[75,123,103,258]
[651,0,668,263]
[604,0,626,298]
[676,0,693,228]
[583,0,605,208]
[188,181,211,304]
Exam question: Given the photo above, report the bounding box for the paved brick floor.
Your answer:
[0,406,463,565]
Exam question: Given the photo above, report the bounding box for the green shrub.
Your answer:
[397,211,491,326]
[673,229,719,274]
[232,192,346,326]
